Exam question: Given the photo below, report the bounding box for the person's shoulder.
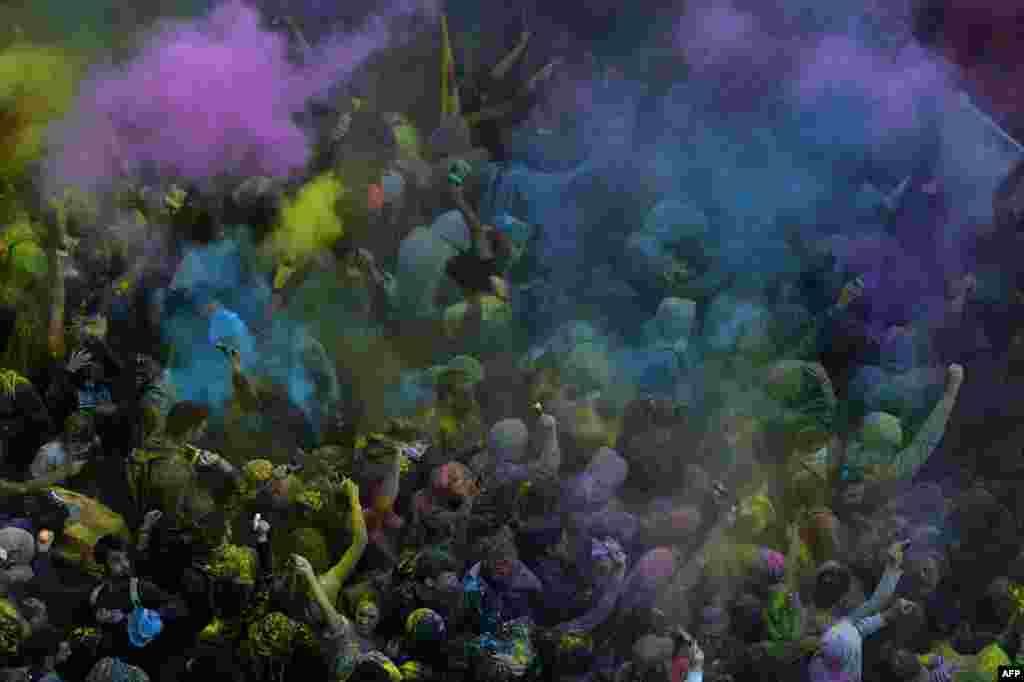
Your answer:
[38,440,63,455]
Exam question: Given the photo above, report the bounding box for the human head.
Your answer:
[192,287,219,318]
[353,593,382,639]
[134,353,162,389]
[757,548,786,587]
[587,447,629,498]
[488,419,529,463]
[880,641,924,680]
[475,525,518,581]
[590,537,626,579]
[86,656,151,682]
[517,474,561,523]
[879,325,919,373]
[732,592,766,642]
[553,630,595,678]
[17,594,48,633]
[0,527,35,586]
[229,176,282,239]
[902,551,944,600]
[63,411,97,454]
[816,621,860,676]
[0,597,29,657]
[630,634,675,679]
[405,608,446,651]
[801,509,843,564]
[350,653,401,682]
[414,546,460,591]
[94,534,132,579]
[697,602,731,640]
[734,492,775,539]
[835,462,868,516]
[985,576,1015,628]
[814,561,852,609]
[431,461,480,501]
[856,412,904,456]
[165,401,210,442]
[19,625,70,672]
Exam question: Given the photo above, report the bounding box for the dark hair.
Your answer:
[518,474,561,520]
[415,549,459,582]
[22,494,69,544]
[731,593,765,643]
[93,534,130,569]
[18,626,63,665]
[185,645,245,682]
[0,303,16,356]
[350,659,394,682]
[813,563,852,609]
[166,401,211,439]
[345,110,398,160]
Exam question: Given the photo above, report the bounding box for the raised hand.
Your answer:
[66,349,93,374]
[340,478,360,502]
[253,514,271,540]
[36,529,54,553]
[292,554,315,579]
[886,539,911,569]
[837,276,866,309]
[142,510,163,530]
[96,609,126,625]
[947,364,964,391]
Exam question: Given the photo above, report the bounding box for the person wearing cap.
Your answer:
[85,534,187,676]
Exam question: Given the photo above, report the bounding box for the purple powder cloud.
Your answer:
[793,36,951,136]
[675,0,756,70]
[672,0,955,135]
[46,0,431,192]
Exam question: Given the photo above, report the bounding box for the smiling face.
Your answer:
[354,600,380,639]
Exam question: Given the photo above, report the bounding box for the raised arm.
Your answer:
[848,541,907,622]
[671,505,737,597]
[283,17,313,64]
[490,29,530,82]
[225,346,261,413]
[783,522,804,596]
[554,550,628,634]
[890,364,963,481]
[44,201,67,360]
[319,479,368,605]
[529,407,561,478]
[787,277,865,362]
[0,460,87,498]
[295,554,350,634]
[450,184,493,260]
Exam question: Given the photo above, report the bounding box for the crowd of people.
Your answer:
[0,2,1022,682]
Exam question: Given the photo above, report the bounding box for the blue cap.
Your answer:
[127,608,163,647]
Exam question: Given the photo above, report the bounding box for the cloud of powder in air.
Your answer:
[45,0,433,194]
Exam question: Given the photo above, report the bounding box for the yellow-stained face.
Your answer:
[354,601,380,638]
